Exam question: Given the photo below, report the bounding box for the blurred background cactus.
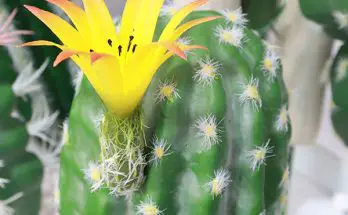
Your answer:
[0,0,74,214]
[1,0,348,215]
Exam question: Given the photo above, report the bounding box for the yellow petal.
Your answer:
[158,44,208,67]
[133,0,165,44]
[171,16,222,41]
[91,56,133,116]
[118,0,140,40]
[24,5,86,50]
[159,0,208,41]
[20,40,63,48]
[81,0,118,53]
[46,0,91,40]
[20,40,101,93]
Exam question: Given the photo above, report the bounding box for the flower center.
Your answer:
[211,178,220,195]
[202,65,216,77]
[279,109,288,126]
[204,125,216,137]
[222,31,234,44]
[255,150,266,160]
[280,194,287,206]
[143,205,159,215]
[228,13,237,22]
[264,59,273,71]
[91,168,101,182]
[155,147,165,159]
[245,85,260,100]
[160,85,174,98]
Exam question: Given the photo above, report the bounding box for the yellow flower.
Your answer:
[21,0,220,117]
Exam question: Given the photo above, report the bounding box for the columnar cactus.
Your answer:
[331,44,348,146]
[300,0,348,146]
[0,3,68,215]
[300,0,348,40]
[21,0,291,214]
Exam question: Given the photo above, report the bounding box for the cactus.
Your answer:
[242,0,286,32]
[300,0,348,146]
[331,44,348,146]
[20,0,291,214]
[3,0,74,116]
[0,44,43,215]
[299,0,348,40]
[0,3,69,214]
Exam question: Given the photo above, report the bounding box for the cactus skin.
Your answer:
[4,0,74,116]
[61,10,291,215]
[299,0,348,40]
[331,44,348,146]
[242,0,286,32]
[0,46,43,215]
[59,77,128,215]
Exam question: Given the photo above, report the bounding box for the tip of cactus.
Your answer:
[150,137,171,165]
[238,76,262,111]
[332,11,348,29]
[83,162,104,192]
[194,114,222,151]
[136,196,163,215]
[156,80,181,103]
[275,105,289,133]
[215,25,244,48]
[261,48,280,81]
[245,139,273,172]
[220,7,248,27]
[335,57,348,83]
[193,56,222,86]
[205,169,231,198]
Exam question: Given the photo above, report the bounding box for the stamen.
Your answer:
[118,45,122,56]
[127,35,134,52]
[132,44,137,53]
[90,49,94,52]
[108,39,112,47]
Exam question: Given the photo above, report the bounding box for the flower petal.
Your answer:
[133,0,165,43]
[20,40,64,48]
[46,0,90,40]
[171,16,222,41]
[81,0,118,53]
[160,42,187,60]
[24,5,86,50]
[159,0,208,41]
[159,44,208,66]
[118,0,139,40]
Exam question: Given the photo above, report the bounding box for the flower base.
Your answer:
[99,108,146,197]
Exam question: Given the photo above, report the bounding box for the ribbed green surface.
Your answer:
[299,0,348,40]
[62,10,290,215]
[331,43,348,146]
[242,0,285,32]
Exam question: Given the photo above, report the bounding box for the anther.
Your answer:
[118,45,122,56]
[108,39,112,47]
[127,35,134,52]
[132,44,137,53]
